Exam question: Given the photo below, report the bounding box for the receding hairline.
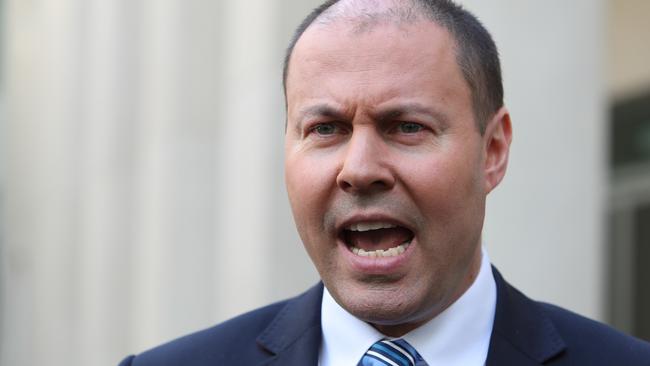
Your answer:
[283,0,504,133]
[311,0,427,32]
[284,2,459,91]
[286,16,462,95]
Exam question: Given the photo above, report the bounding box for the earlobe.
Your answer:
[483,107,513,194]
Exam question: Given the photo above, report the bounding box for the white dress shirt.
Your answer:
[319,247,497,366]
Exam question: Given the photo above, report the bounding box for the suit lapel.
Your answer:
[256,283,324,366]
[254,269,568,365]
[486,268,566,365]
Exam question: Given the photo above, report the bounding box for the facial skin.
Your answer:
[284,19,512,336]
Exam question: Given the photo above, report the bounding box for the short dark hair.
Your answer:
[282,0,503,133]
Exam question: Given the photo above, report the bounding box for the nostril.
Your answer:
[370,179,389,188]
[336,162,396,192]
[337,177,392,194]
[339,180,352,190]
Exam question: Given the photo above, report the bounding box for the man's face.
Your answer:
[285,21,502,336]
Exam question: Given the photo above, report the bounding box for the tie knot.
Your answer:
[358,338,425,366]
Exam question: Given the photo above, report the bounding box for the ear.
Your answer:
[483,106,512,194]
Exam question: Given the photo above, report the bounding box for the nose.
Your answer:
[336,127,395,194]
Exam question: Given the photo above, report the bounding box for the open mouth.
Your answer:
[340,222,414,258]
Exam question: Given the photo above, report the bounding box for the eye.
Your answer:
[311,123,338,136]
[397,122,424,134]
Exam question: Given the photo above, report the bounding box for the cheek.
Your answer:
[285,153,337,234]
[408,151,485,232]
[407,157,474,203]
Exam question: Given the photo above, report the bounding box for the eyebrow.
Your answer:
[372,103,450,129]
[300,104,346,119]
[292,102,450,131]
[293,104,350,131]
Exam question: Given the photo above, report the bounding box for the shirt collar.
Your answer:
[319,247,497,366]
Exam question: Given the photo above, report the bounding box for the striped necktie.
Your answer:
[358,338,428,366]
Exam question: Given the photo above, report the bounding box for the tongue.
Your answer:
[346,227,413,251]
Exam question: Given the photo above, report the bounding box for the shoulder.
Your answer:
[539,302,650,364]
[119,299,289,366]
[490,267,650,365]
[119,283,325,366]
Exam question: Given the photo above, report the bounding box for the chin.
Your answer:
[332,279,438,327]
[342,295,435,337]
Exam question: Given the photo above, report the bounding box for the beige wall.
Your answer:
[608,0,650,99]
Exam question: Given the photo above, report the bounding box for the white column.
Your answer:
[128,0,181,349]
[129,0,221,351]
[2,0,84,365]
[213,0,279,321]
[76,0,136,363]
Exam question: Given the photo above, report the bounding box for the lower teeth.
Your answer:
[351,242,410,257]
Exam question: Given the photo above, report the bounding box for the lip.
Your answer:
[336,213,415,234]
[336,212,416,275]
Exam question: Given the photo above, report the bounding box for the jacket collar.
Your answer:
[256,283,324,366]
[255,268,568,366]
[486,267,566,365]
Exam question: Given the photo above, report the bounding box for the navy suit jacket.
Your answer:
[119,268,650,365]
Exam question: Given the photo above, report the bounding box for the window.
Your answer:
[609,90,650,341]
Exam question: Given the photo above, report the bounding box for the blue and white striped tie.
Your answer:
[358,339,428,366]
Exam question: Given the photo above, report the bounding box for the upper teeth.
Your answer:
[347,222,397,232]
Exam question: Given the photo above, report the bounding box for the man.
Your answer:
[120,0,650,365]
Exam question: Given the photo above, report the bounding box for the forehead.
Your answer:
[286,20,469,116]
[291,19,456,77]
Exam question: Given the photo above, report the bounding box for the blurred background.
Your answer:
[0,0,648,365]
